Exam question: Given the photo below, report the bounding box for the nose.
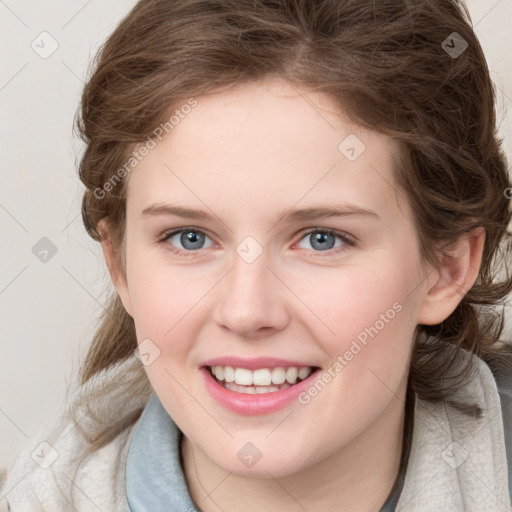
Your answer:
[212,249,290,338]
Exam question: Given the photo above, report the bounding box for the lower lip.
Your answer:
[201,367,320,415]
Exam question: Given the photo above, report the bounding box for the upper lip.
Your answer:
[201,356,318,370]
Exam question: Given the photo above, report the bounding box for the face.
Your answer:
[112,77,432,478]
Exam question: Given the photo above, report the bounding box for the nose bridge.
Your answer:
[213,239,288,335]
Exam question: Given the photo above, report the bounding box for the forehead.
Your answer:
[126,78,406,222]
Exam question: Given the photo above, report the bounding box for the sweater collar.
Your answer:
[125,393,198,511]
[395,353,510,510]
[125,393,403,512]
[125,351,509,511]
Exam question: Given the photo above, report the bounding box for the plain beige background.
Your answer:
[1,0,511,465]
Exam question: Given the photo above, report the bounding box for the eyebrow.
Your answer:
[140,203,380,223]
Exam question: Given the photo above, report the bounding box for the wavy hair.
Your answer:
[74,0,512,451]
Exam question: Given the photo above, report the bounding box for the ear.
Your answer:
[417,227,485,325]
[97,218,134,318]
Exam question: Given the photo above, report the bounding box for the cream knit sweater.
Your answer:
[0,350,510,511]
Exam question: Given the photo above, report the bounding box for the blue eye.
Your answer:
[161,229,214,254]
[158,227,355,258]
[296,229,353,255]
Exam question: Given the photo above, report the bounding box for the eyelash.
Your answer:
[157,227,356,259]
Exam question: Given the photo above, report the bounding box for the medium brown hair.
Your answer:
[75,0,512,450]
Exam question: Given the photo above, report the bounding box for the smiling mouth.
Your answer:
[208,365,318,394]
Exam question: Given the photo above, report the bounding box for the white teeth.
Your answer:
[213,366,224,380]
[253,368,272,386]
[271,367,286,385]
[285,367,298,384]
[210,365,314,390]
[224,382,290,394]
[298,367,312,380]
[223,366,235,382]
[234,368,253,386]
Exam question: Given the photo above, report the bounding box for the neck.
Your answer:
[181,383,411,512]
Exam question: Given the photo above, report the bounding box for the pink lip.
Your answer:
[201,356,315,370]
[200,366,321,416]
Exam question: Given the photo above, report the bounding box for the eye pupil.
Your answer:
[310,231,335,250]
[181,231,204,249]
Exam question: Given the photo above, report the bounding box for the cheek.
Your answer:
[127,259,212,340]
[294,262,418,382]
[299,265,411,334]
[126,263,208,409]
[124,261,222,404]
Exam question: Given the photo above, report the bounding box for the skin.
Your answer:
[100,77,485,511]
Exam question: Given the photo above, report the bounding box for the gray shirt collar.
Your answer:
[125,394,403,511]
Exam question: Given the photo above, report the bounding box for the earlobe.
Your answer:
[97,219,134,317]
[416,227,485,326]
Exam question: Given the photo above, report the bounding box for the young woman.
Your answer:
[1,0,511,510]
